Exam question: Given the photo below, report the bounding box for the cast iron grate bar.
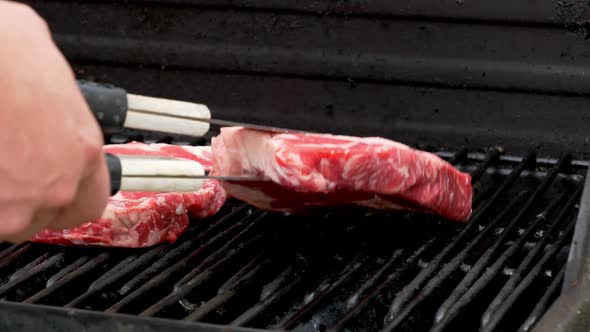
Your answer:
[433,195,565,324]
[140,232,265,316]
[66,204,251,310]
[480,216,577,332]
[23,252,112,304]
[0,146,581,332]
[173,213,267,290]
[430,182,583,332]
[217,252,268,294]
[430,195,565,331]
[326,239,436,332]
[118,204,250,296]
[481,183,583,327]
[470,148,501,184]
[65,247,165,308]
[364,152,535,331]
[46,255,92,287]
[229,264,306,327]
[335,149,506,329]
[0,251,66,298]
[0,243,29,261]
[346,243,431,310]
[9,252,53,279]
[105,209,264,314]
[183,254,274,321]
[272,148,471,330]
[0,244,34,270]
[380,192,528,331]
[277,251,380,330]
[518,264,567,332]
[381,154,571,331]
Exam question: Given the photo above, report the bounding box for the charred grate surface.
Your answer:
[0,146,584,332]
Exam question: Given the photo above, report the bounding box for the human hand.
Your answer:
[0,1,110,242]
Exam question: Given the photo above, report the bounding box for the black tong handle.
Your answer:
[79,82,126,195]
[104,153,122,196]
[78,80,128,135]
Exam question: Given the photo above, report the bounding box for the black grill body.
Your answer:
[5,1,590,332]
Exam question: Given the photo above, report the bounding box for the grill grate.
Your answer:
[0,145,584,332]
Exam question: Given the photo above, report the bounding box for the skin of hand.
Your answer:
[0,1,110,242]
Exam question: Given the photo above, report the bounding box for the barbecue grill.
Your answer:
[5,1,590,331]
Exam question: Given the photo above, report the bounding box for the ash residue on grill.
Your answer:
[0,147,583,332]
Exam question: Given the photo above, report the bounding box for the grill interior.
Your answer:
[6,1,590,330]
[0,142,584,332]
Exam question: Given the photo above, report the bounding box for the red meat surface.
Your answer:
[31,142,227,248]
[211,127,472,222]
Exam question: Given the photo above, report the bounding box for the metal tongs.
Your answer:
[79,80,308,137]
[79,80,301,195]
[105,153,265,196]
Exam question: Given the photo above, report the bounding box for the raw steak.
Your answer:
[210,127,472,222]
[31,142,227,248]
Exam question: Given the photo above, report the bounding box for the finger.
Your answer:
[0,204,33,243]
[12,208,59,243]
[48,154,110,231]
[0,204,55,243]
